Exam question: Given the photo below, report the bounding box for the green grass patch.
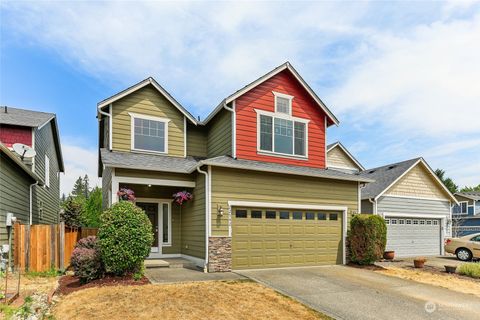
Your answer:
[0,303,19,319]
[458,262,480,279]
[24,268,63,278]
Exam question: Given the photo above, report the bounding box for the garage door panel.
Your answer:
[232,208,343,269]
[386,217,441,257]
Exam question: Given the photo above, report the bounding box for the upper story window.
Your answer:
[129,113,170,154]
[257,106,308,158]
[44,155,50,188]
[454,201,468,215]
[273,91,293,115]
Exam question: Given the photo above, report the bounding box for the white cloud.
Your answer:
[60,140,100,196]
[330,14,480,137]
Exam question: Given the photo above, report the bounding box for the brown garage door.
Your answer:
[232,208,343,269]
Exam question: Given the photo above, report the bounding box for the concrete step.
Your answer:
[144,258,198,270]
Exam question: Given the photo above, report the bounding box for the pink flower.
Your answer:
[117,188,136,201]
[172,191,192,205]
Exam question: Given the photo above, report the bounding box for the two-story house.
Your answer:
[0,106,64,245]
[97,62,373,272]
[452,192,480,236]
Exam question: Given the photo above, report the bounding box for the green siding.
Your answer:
[32,122,60,224]
[186,123,207,157]
[0,154,33,244]
[207,109,232,157]
[111,85,185,157]
[180,172,205,259]
[102,167,112,210]
[210,167,359,236]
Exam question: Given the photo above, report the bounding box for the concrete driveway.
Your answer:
[236,265,480,320]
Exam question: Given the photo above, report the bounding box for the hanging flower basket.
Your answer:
[117,188,136,202]
[173,190,192,205]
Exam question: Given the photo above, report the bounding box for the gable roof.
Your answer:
[455,192,480,201]
[0,106,55,127]
[326,141,365,171]
[359,157,457,203]
[202,62,340,126]
[0,106,64,172]
[97,77,198,124]
[0,142,43,184]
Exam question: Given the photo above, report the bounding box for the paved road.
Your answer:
[237,266,480,320]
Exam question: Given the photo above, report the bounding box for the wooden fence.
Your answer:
[13,222,98,272]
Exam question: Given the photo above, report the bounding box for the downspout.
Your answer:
[368,198,377,215]
[223,102,236,159]
[196,166,209,272]
[29,182,38,225]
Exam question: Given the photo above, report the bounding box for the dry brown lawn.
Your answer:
[377,267,480,297]
[53,280,329,320]
[0,273,58,297]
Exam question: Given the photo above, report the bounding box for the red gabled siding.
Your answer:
[0,125,32,148]
[235,70,326,168]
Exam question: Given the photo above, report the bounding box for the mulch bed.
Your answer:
[347,262,385,271]
[56,275,150,296]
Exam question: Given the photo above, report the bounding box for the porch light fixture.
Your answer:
[217,204,224,216]
[148,184,152,187]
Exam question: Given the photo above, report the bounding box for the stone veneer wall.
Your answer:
[208,237,232,272]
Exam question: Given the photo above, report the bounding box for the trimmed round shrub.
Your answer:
[348,214,387,265]
[70,236,103,283]
[98,201,153,275]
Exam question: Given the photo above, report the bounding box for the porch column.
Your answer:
[111,175,119,205]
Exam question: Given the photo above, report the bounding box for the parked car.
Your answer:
[445,233,480,261]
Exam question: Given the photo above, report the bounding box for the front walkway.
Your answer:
[146,267,245,284]
[237,265,480,320]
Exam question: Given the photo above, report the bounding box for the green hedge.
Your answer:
[98,201,153,275]
[458,262,480,278]
[348,214,387,265]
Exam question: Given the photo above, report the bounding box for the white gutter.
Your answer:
[196,166,209,272]
[97,103,112,150]
[29,182,38,225]
[223,102,236,158]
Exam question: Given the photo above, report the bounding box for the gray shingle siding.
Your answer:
[0,154,32,244]
[32,122,60,224]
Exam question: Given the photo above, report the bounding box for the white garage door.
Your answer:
[385,217,441,257]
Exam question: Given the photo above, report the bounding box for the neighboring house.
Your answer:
[360,158,458,257]
[326,142,364,173]
[97,62,373,272]
[0,106,64,245]
[452,192,480,236]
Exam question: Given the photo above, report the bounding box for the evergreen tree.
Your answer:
[71,176,85,198]
[83,174,91,199]
[460,184,480,192]
[434,169,458,194]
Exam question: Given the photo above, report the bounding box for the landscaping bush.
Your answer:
[458,262,480,279]
[348,214,387,265]
[60,197,84,227]
[98,201,153,275]
[70,236,103,283]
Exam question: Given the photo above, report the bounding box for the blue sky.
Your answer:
[1,1,479,194]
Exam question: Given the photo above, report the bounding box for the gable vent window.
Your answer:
[276,97,290,114]
[129,113,169,153]
[45,155,50,188]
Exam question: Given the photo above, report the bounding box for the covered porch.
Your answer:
[109,168,206,267]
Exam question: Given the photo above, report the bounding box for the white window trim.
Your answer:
[134,197,173,249]
[128,112,170,154]
[457,201,469,215]
[273,91,294,115]
[255,109,309,159]
[44,154,50,188]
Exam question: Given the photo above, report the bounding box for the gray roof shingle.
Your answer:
[199,156,374,183]
[456,192,480,201]
[0,106,55,127]
[100,149,200,173]
[359,158,421,199]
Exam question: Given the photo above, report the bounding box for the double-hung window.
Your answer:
[129,113,169,153]
[258,92,308,158]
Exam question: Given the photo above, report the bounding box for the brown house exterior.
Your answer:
[98,62,372,272]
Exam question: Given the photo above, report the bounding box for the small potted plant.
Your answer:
[444,265,457,274]
[413,257,427,268]
[383,250,395,260]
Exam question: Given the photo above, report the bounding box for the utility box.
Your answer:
[6,212,17,226]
